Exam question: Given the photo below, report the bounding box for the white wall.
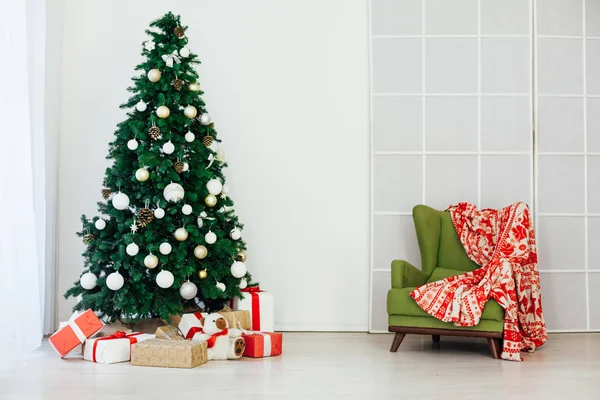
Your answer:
[56,0,370,331]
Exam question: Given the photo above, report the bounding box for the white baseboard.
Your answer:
[275,324,368,332]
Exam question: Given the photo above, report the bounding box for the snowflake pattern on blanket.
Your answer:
[410,202,547,361]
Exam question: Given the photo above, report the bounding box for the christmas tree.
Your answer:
[65,12,252,322]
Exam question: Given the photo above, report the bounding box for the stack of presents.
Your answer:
[49,287,282,368]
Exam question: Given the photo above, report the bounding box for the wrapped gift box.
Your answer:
[219,307,251,331]
[49,309,103,357]
[58,321,83,355]
[155,325,185,341]
[242,332,283,358]
[178,313,205,340]
[131,339,208,368]
[231,287,274,332]
[84,332,154,364]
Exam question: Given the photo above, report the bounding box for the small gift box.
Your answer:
[49,309,104,357]
[218,307,251,330]
[155,325,185,341]
[131,339,208,369]
[177,312,206,340]
[231,287,275,332]
[84,331,154,364]
[242,331,283,358]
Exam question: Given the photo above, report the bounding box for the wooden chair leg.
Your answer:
[487,338,502,359]
[390,333,406,352]
[431,335,440,343]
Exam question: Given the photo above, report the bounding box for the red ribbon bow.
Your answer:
[92,331,143,363]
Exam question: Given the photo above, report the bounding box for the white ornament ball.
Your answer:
[112,192,130,210]
[94,219,106,230]
[135,100,147,112]
[175,227,189,242]
[154,207,165,219]
[182,204,193,215]
[239,278,248,290]
[126,243,139,256]
[80,272,98,290]
[127,138,139,150]
[163,182,185,203]
[230,261,247,278]
[144,253,159,269]
[156,270,175,289]
[159,242,172,255]
[135,167,150,182]
[205,231,217,245]
[162,141,175,154]
[216,282,226,292]
[179,281,198,300]
[106,272,124,291]
[182,162,189,172]
[179,47,190,58]
[184,105,198,119]
[188,82,201,92]
[185,131,195,142]
[199,113,211,125]
[230,228,242,241]
[206,179,223,195]
[147,69,161,82]
[156,105,170,119]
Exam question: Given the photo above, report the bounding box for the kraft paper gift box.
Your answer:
[84,332,154,364]
[131,339,208,369]
[217,307,251,330]
[231,287,275,332]
[155,325,185,341]
[242,331,283,358]
[50,309,104,357]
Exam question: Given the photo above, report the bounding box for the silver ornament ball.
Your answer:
[163,182,185,203]
[199,113,211,125]
[112,192,130,210]
[179,281,198,300]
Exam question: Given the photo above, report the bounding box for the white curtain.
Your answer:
[0,0,51,370]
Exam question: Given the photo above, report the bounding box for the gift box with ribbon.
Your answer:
[83,331,154,364]
[131,339,208,369]
[242,331,283,358]
[49,309,104,358]
[231,286,275,332]
[178,312,206,340]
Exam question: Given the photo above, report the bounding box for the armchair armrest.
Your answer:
[391,260,428,289]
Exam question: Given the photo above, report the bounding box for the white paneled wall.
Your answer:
[369,0,533,332]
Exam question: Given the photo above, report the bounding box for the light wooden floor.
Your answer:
[1,333,600,400]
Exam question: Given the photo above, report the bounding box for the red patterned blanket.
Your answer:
[410,202,547,361]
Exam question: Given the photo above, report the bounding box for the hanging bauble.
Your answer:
[239,278,248,290]
[154,207,165,219]
[199,113,211,125]
[144,253,159,269]
[156,270,175,289]
[94,219,106,230]
[182,162,189,172]
[179,281,198,300]
[205,230,217,245]
[175,227,189,242]
[185,131,195,142]
[156,105,170,119]
[206,179,223,195]
[216,282,226,292]
[148,126,161,140]
[189,82,201,92]
[135,100,147,112]
[173,26,185,38]
[101,188,111,200]
[183,105,198,119]
[198,269,208,279]
[202,135,214,147]
[137,208,154,227]
[230,228,242,240]
[182,204,193,215]
[204,194,217,207]
[194,245,208,259]
[236,250,247,262]
[174,161,185,174]
[230,261,247,278]
[126,242,139,256]
[147,69,162,82]
[163,182,185,203]
[179,47,190,58]
[135,167,150,182]
[112,192,130,210]
[127,139,139,150]
[80,272,98,290]
[171,78,184,91]
[162,140,175,154]
[106,272,124,291]
[159,242,172,255]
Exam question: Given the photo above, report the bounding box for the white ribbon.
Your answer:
[162,50,181,68]
[68,319,87,343]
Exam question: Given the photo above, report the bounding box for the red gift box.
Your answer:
[242,332,282,358]
[49,309,103,357]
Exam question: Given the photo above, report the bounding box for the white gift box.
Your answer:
[83,332,154,364]
[178,312,207,341]
[231,288,274,332]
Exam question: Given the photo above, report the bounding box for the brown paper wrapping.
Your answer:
[131,339,207,369]
[219,308,251,330]
[155,325,185,341]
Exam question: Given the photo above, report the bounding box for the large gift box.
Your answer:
[83,331,154,364]
[231,287,274,332]
[49,309,104,357]
[242,331,283,358]
[131,339,208,368]
[155,325,185,341]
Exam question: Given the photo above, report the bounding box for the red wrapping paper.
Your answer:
[242,332,282,358]
[49,309,103,357]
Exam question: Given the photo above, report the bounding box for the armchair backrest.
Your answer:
[412,205,480,276]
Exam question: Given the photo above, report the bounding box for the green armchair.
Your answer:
[387,205,505,358]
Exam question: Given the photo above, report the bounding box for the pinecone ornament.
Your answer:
[203,135,214,147]
[148,126,161,140]
[174,26,185,38]
[174,161,185,174]
[83,234,95,244]
[101,188,111,200]
[137,208,154,227]
[172,78,184,91]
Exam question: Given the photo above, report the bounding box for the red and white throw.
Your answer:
[410,202,547,361]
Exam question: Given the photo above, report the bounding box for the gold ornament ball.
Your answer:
[135,168,150,182]
[183,105,198,119]
[198,270,208,279]
[174,227,189,241]
[204,194,217,207]
[147,69,162,82]
[189,82,201,92]
[156,106,170,119]
[236,251,247,262]
[194,245,208,259]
